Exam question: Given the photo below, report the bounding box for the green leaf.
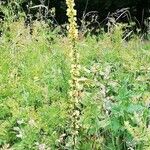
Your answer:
[127,104,144,113]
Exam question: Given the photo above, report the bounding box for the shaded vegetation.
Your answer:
[1,0,150,32]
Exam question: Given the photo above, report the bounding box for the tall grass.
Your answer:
[0,2,150,150]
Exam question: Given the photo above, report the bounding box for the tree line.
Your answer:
[0,0,150,33]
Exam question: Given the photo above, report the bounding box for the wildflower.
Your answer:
[66,0,78,41]
[66,0,82,149]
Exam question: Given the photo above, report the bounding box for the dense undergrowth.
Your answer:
[0,1,150,148]
[0,19,150,150]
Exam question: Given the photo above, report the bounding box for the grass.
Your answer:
[0,19,150,150]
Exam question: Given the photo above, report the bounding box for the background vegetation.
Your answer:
[1,0,150,30]
[0,1,150,150]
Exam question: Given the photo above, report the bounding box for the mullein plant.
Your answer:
[65,0,82,149]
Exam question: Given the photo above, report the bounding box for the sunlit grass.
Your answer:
[0,20,150,150]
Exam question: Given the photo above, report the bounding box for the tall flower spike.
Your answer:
[66,0,82,149]
[66,0,78,41]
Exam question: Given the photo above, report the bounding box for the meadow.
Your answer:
[0,2,150,150]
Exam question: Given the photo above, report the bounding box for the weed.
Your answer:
[0,2,150,150]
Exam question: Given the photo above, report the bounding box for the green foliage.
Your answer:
[0,16,150,150]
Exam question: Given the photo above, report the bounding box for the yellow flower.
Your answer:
[66,0,78,41]
[66,0,82,149]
